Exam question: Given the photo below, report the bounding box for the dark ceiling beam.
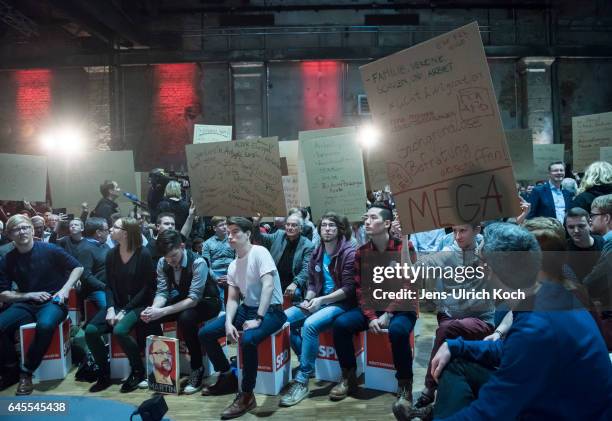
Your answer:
[51,0,147,47]
[1,44,612,69]
[159,2,553,14]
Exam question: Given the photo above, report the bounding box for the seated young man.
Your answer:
[0,215,83,395]
[418,222,612,421]
[279,212,356,407]
[198,217,286,419]
[414,223,495,410]
[330,204,418,420]
[140,229,222,394]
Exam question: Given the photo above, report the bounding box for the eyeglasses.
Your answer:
[590,213,605,218]
[9,225,32,234]
[151,351,173,358]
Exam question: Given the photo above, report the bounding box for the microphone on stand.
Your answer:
[123,192,148,209]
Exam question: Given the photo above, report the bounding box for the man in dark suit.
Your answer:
[527,161,572,222]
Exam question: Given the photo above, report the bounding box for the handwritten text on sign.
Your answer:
[193,124,232,144]
[301,133,367,222]
[360,22,518,233]
[186,137,286,216]
[572,111,612,171]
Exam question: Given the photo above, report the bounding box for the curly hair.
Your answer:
[577,161,612,194]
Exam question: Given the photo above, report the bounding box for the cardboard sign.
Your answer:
[193,124,232,144]
[301,132,367,222]
[601,146,612,163]
[48,151,137,209]
[360,22,519,233]
[364,147,390,191]
[505,129,535,181]
[533,144,564,181]
[282,175,299,212]
[0,153,47,202]
[278,140,299,176]
[186,137,286,216]
[146,336,180,395]
[298,127,357,208]
[572,111,612,171]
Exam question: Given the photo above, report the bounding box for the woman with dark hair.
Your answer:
[85,217,155,393]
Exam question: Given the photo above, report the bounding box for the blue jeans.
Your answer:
[213,270,227,311]
[86,290,106,323]
[285,303,349,384]
[0,301,68,372]
[198,304,286,392]
[332,308,417,380]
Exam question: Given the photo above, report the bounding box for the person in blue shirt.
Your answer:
[0,214,83,395]
[413,222,612,421]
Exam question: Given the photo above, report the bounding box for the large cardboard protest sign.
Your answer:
[360,22,518,233]
[186,137,286,216]
[0,153,47,202]
[301,132,367,222]
[505,129,534,181]
[298,127,356,208]
[533,144,564,181]
[601,146,612,163]
[48,151,136,209]
[572,111,612,171]
[282,175,299,212]
[193,124,232,144]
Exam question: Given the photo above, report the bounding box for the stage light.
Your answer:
[40,125,85,155]
[40,133,57,151]
[358,124,381,149]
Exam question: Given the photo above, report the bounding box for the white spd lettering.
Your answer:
[275,350,289,369]
[318,345,336,359]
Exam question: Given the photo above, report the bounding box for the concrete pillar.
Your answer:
[230,62,266,140]
[518,57,555,144]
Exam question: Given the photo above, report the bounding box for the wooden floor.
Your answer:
[0,313,438,421]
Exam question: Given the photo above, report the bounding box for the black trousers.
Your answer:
[149,297,221,370]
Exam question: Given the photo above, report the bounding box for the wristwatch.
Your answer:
[255,314,264,322]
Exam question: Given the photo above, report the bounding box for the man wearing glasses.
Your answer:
[147,339,177,394]
[0,215,83,395]
[584,194,612,350]
[279,211,356,407]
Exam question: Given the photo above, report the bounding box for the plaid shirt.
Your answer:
[355,236,418,321]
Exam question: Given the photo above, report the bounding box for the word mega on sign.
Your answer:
[360,22,519,233]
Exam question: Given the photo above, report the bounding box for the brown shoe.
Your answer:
[201,371,238,396]
[220,392,256,419]
[391,379,414,421]
[15,372,33,396]
[329,367,357,401]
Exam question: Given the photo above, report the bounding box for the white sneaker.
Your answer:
[137,379,149,389]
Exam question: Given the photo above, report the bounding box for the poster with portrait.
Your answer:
[146,336,180,395]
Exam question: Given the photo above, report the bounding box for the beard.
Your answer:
[155,361,173,377]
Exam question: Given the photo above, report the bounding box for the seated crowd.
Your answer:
[0,161,611,420]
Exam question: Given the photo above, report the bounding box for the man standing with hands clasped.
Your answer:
[198,217,286,419]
